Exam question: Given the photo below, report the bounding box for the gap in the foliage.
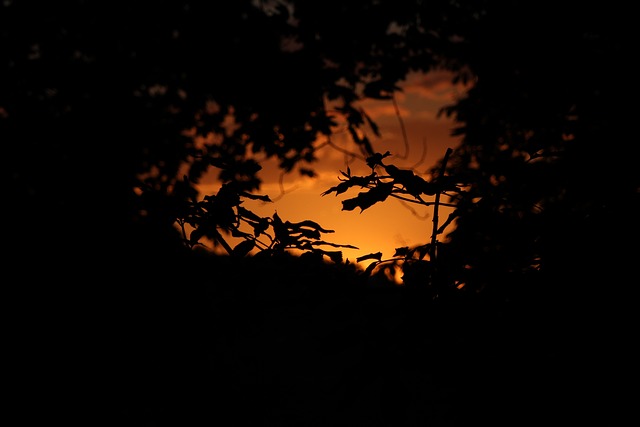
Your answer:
[191,70,469,280]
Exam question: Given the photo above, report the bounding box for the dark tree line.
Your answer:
[4,0,637,425]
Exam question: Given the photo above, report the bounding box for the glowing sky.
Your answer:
[198,69,469,268]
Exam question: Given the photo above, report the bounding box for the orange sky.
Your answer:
[197,70,469,270]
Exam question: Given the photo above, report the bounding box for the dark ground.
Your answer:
[9,250,633,426]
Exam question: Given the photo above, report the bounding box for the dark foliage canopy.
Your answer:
[5,1,635,280]
[4,0,638,424]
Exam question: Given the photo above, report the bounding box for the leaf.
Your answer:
[232,239,255,257]
[321,181,351,196]
[341,182,394,212]
[362,109,380,137]
[359,135,374,157]
[356,252,383,263]
[294,227,321,240]
[189,226,206,245]
[319,250,343,263]
[288,220,334,234]
[216,183,242,206]
[348,126,361,144]
[321,174,376,197]
[366,151,391,169]
[394,247,410,257]
[231,228,251,238]
[310,240,359,250]
[416,244,430,260]
[271,212,290,243]
[239,191,271,202]
[209,204,236,228]
[437,211,458,235]
[250,217,270,237]
[237,206,262,222]
[272,211,283,226]
[299,168,316,178]
[341,198,360,212]
[383,164,436,197]
[432,175,459,193]
[364,262,379,276]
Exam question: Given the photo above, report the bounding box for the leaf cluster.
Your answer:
[323,149,465,296]
[4,0,636,305]
[176,180,357,263]
[323,152,459,213]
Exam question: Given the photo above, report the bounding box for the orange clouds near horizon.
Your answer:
[195,70,469,275]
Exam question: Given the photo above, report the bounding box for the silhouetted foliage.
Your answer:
[5,0,637,425]
[175,179,358,260]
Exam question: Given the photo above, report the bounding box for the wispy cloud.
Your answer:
[402,69,470,102]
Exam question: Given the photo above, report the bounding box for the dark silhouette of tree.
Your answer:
[320,3,638,425]
[4,0,637,425]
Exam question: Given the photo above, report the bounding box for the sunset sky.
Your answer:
[197,69,469,268]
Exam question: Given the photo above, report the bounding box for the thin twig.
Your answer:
[269,170,300,202]
[212,228,234,255]
[408,137,428,171]
[392,93,410,160]
[430,148,453,279]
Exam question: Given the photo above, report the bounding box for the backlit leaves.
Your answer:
[321,173,376,197]
[232,239,255,257]
[366,151,392,169]
[356,252,383,263]
[322,148,463,286]
[271,212,358,256]
[323,152,461,217]
[384,164,436,196]
[341,182,394,212]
